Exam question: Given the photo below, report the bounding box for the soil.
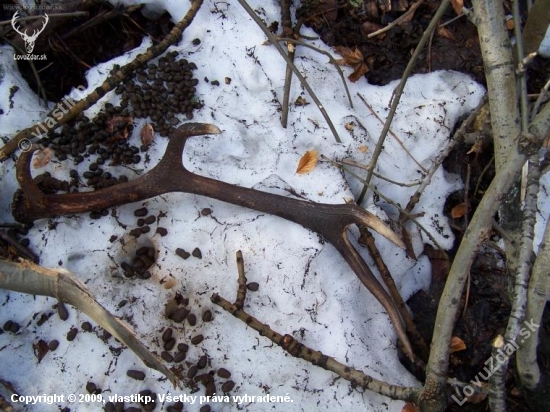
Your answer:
[1,1,549,411]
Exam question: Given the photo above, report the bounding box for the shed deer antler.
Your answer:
[12,123,414,360]
[11,12,49,54]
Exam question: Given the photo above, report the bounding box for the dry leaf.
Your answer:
[467,140,484,155]
[437,25,455,41]
[141,123,154,147]
[402,403,419,412]
[295,96,309,106]
[451,0,464,15]
[450,336,467,353]
[296,150,318,174]
[32,147,52,169]
[451,203,468,219]
[358,145,369,153]
[334,46,369,82]
[33,339,49,363]
[345,122,355,131]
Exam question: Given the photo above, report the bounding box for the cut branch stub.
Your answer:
[12,122,413,361]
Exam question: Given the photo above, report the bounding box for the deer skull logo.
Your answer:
[11,12,49,54]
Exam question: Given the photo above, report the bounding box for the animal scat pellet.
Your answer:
[161,328,173,342]
[81,321,92,332]
[66,327,78,341]
[126,370,146,381]
[202,310,213,322]
[187,365,198,379]
[221,380,235,393]
[57,302,69,321]
[86,382,98,394]
[134,207,148,217]
[175,248,190,260]
[192,248,202,259]
[171,307,190,323]
[163,338,176,351]
[173,351,187,363]
[197,354,208,369]
[247,282,260,292]
[48,340,59,351]
[191,334,204,345]
[217,368,231,379]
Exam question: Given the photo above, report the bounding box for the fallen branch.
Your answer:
[0,259,178,387]
[211,251,420,402]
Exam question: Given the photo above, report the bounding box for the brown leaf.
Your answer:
[334,46,364,65]
[295,96,309,106]
[450,336,467,353]
[437,25,455,41]
[348,62,369,82]
[467,139,484,155]
[451,0,464,15]
[451,203,468,219]
[141,123,154,147]
[33,339,49,363]
[296,150,318,174]
[32,147,52,169]
[402,403,419,412]
[358,145,368,153]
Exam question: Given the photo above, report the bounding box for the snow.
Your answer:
[0,1,489,411]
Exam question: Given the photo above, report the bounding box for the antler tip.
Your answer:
[173,123,221,138]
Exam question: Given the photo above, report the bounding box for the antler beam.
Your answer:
[12,122,413,360]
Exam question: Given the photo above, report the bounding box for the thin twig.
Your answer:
[367,0,425,38]
[358,228,429,360]
[237,0,341,143]
[279,38,353,108]
[279,0,294,128]
[322,155,444,250]
[339,159,421,187]
[234,250,247,309]
[357,93,425,172]
[517,200,550,389]
[0,231,39,263]
[357,0,451,205]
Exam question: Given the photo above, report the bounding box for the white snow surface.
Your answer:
[0,1,489,411]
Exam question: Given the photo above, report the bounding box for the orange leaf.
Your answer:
[451,0,464,15]
[141,123,155,146]
[296,150,318,174]
[334,46,364,65]
[402,403,419,412]
[437,25,455,41]
[348,62,369,82]
[467,140,484,155]
[32,147,52,169]
[451,203,467,219]
[450,336,467,353]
